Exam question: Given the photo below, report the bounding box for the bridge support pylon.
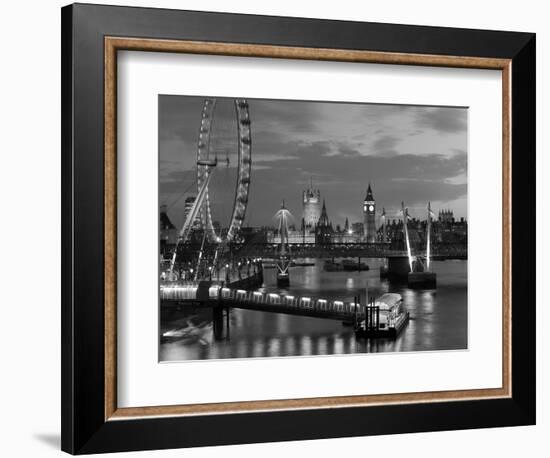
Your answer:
[385,256,410,280]
[408,271,436,288]
[212,305,230,341]
[276,255,290,287]
[384,255,437,288]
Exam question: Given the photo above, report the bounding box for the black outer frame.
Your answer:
[61,3,535,454]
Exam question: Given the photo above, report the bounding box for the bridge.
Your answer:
[166,241,467,266]
[161,281,370,322]
[232,242,467,260]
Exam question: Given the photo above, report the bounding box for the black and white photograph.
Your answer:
[159,96,468,362]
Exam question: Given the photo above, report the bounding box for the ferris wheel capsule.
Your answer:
[197,158,218,167]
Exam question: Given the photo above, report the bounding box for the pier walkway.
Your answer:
[160,281,367,321]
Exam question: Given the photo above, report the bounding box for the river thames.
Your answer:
[159,258,467,362]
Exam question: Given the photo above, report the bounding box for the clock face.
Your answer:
[369,205,374,212]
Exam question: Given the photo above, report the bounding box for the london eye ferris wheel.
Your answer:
[196,98,252,244]
[167,97,252,276]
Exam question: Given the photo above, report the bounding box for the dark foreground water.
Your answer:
[160,259,467,361]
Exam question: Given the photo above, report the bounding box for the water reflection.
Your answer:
[160,258,467,361]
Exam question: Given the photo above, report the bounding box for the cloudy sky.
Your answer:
[159,95,467,230]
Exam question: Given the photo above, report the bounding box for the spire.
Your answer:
[365,182,374,201]
[318,199,330,227]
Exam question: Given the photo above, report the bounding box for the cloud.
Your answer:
[254,154,300,163]
[372,135,399,153]
[451,148,467,156]
[414,107,467,134]
[160,169,196,196]
[252,99,320,134]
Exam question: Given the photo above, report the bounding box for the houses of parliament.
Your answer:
[267,181,467,246]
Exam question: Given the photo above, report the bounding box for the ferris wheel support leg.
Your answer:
[168,171,214,275]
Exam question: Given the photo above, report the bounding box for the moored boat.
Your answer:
[342,259,369,271]
[355,293,409,338]
[290,261,315,267]
[323,259,344,271]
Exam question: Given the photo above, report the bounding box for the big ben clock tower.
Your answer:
[363,183,376,242]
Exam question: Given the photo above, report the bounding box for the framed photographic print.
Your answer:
[61,3,536,454]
